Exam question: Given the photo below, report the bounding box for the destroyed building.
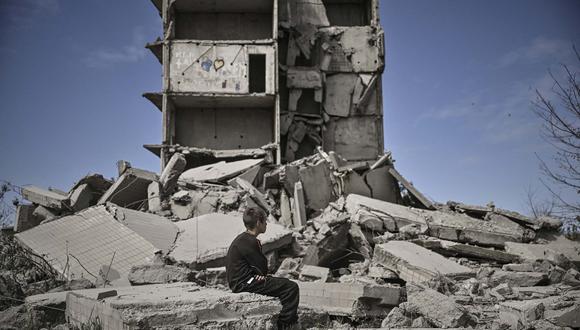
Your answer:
[143,0,384,168]
[1,1,580,330]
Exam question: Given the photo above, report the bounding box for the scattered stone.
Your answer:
[406,286,474,328]
[381,307,411,328]
[499,299,545,329]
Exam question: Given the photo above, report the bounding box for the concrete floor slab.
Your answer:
[107,204,178,253]
[15,206,158,286]
[66,283,281,330]
[169,213,293,269]
[374,241,474,284]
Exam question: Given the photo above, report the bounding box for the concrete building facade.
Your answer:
[144,0,384,169]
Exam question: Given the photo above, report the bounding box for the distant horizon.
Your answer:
[1,0,579,222]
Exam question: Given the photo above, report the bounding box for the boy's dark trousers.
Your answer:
[240,276,299,326]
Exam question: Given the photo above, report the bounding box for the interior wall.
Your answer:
[175,107,274,149]
[175,13,273,40]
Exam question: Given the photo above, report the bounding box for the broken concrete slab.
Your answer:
[169,189,220,219]
[21,185,68,210]
[98,168,158,209]
[303,223,350,268]
[349,223,372,260]
[499,299,546,329]
[298,159,335,211]
[373,241,474,284]
[412,238,520,263]
[13,204,41,233]
[127,264,193,285]
[365,166,401,203]
[66,283,281,329]
[180,158,264,184]
[299,265,329,283]
[296,281,400,316]
[68,183,92,212]
[324,74,358,117]
[503,263,535,272]
[106,204,178,253]
[292,181,307,227]
[319,26,383,73]
[346,194,428,231]
[545,302,580,328]
[387,167,434,209]
[33,205,58,222]
[505,242,572,268]
[159,152,186,194]
[351,208,385,232]
[342,171,371,197]
[488,271,548,287]
[534,232,580,267]
[169,213,292,269]
[232,177,272,213]
[15,206,158,286]
[407,286,473,328]
[287,67,323,89]
[69,173,113,206]
[429,209,534,248]
[147,181,162,212]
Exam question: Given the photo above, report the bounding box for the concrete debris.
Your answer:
[169,213,292,269]
[66,283,282,329]
[127,264,193,285]
[299,265,329,283]
[296,280,400,316]
[373,241,474,284]
[406,286,475,328]
[6,0,580,327]
[98,167,158,209]
[21,185,68,210]
[159,152,186,194]
[488,270,548,287]
[14,204,41,233]
[180,158,264,184]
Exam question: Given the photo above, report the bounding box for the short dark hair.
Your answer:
[243,207,266,229]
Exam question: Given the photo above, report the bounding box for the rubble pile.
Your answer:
[1,149,579,329]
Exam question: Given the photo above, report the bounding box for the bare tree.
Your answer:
[532,46,580,219]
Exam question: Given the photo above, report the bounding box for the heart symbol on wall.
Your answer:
[214,58,225,71]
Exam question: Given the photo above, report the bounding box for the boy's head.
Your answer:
[243,207,267,233]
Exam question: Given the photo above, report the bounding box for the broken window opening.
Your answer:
[323,0,371,26]
[249,54,266,93]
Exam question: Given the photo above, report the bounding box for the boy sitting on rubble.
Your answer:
[226,207,300,329]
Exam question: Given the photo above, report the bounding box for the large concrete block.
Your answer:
[296,281,400,316]
[98,168,158,209]
[69,183,92,212]
[66,283,281,330]
[21,186,68,210]
[298,160,335,211]
[373,241,474,284]
[407,287,473,328]
[499,299,545,329]
[169,213,292,269]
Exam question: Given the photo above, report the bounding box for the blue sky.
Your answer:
[0,0,578,217]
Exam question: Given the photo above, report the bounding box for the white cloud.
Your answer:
[83,27,148,68]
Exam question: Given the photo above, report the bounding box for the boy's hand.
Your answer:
[255,275,266,282]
